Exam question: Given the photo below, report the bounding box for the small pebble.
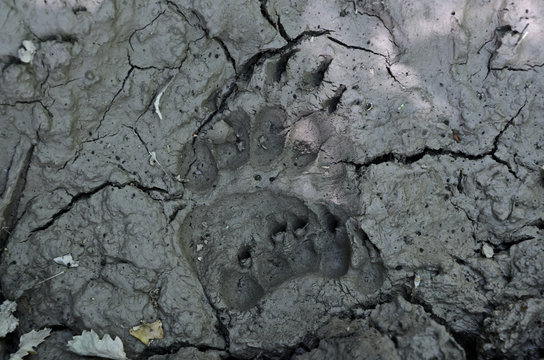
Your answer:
[18,40,36,63]
[482,243,494,258]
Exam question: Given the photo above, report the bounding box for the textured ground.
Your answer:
[1,0,543,359]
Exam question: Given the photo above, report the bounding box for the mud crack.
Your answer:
[29,181,169,235]
[95,66,134,133]
[259,0,291,42]
[351,3,400,51]
[128,10,166,52]
[341,98,528,180]
[483,25,543,78]
[326,36,403,87]
[192,28,332,139]
[1,144,34,248]
[490,62,544,72]
[327,36,388,59]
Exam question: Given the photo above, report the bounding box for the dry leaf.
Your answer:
[129,320,163,345]
[9,328,51,360]
[67,329,127,360]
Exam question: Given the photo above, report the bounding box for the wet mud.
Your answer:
[1,0,543,359]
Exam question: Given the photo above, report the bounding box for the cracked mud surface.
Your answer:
[0,0,543,359]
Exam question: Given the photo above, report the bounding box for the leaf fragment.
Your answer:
[129,320,163,345]
[53,254,79,267]
[154,76,175,121]
[0,300,18,337]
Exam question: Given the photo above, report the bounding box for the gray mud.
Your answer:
[0,0,543,359]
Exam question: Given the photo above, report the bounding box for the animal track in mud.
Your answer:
[182,139,219,192]
[271,49,299,82]
[208,109,250,170]
[180,191,353,311]
[287,116,322,168]
[303,55,334,87]
[250,106,288,167]
[175,56,369,312]
[178,105,329,191]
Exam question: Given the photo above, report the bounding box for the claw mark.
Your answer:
[326,84,347,113]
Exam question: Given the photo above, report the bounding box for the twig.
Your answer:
[35,270,65,286]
